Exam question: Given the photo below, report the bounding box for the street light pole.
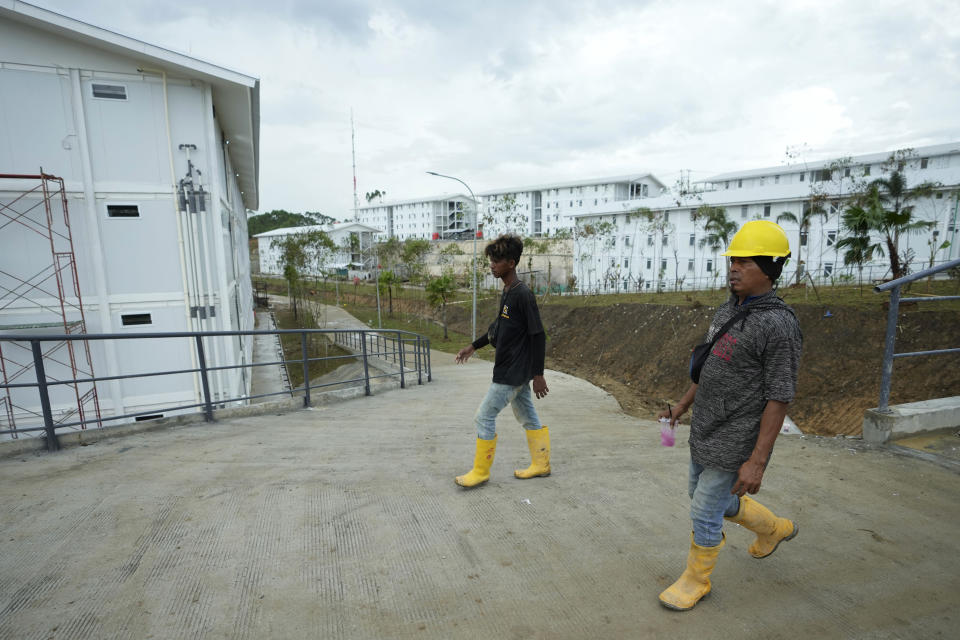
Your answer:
[427,171,479,341]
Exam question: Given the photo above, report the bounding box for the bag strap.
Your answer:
[706,308,750,349]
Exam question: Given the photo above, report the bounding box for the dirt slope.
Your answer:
[441,298,960,436]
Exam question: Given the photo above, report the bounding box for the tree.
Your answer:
[697,206,737,288]
[867,151,938,279]
[777,198,828,285]
[278,234,311,320]
[482,194,528,236]
[365,189,387,203]
[836,189,885,294]
[378,270,401,315]
[247,209,334,237]
[400,238,432,285]
[426,274,457,339]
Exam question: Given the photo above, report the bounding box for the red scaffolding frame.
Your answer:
[0,172,101,437]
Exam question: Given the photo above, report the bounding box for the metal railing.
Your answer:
[0,328,431,451]
[874,257,960,411]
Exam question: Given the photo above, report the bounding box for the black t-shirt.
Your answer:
[486,281,545,386]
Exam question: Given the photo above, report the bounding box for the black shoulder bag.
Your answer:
[689,308,749,383]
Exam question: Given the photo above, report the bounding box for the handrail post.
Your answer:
[301,332,311,407]
[194,335,215,422]
[416,335,422,385]
[878,284,900,412]
[360,330,371,396]
[31,340,60,451]
[398,333,405,389]
[426,338,432,382]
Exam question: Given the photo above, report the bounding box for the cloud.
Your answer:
[24,0,960,216]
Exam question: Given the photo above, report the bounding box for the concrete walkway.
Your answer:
[2,349,959,638]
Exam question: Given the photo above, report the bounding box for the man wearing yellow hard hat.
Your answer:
[656,220,803,611]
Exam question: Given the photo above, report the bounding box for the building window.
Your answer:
[706,259,713,273]
[823,262,834,277]
[646,281,651,289]
[936,192,944,199]
[595,185,598,192]
[610,258,616,268]
[662,234,669,247]
[646,258,652,269]
[91,83,127,100]
[647,235,653,247]
[800,231,808,247]
[689,210,696,222]
[578,200,582,206]
[569,201,573,207]
[107,204,140,218]
[921,158,929,169]
[660,259,667,271]
[740,205,748,219]
[664,211,670,222]
[724,181,730,190]
[863,165,871,176]
[624,236,631,246]
[763,204,771,218]
[623,259,629,269]
[737,179,743,188]
[844,167,851,177]
[774,175,780,184]
[121,313,152,326]
[687,259,694,271]
[689,233,695,246]
[799,172,805,182]
[827,230,837,246]
[594,199,598,205]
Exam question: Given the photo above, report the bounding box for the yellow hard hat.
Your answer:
[722,220,791,258]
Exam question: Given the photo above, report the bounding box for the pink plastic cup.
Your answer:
[659,418,676,447]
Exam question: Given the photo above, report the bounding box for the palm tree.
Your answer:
[868,169,937,279]
[696,206,737,288]
[777,196,828,285]
[836,189,885,294]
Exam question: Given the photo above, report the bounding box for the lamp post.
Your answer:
[427,171,479,341]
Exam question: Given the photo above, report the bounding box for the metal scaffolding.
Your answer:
[0,172,101,438]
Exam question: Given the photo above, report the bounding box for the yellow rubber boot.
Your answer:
[725,495,798,558]
[659,534,725,611]
[455,436,497,488]
[515,426,551,479]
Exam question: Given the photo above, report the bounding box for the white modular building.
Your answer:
[571,143,960,293]
[256,222,382,278]
[477,173,667,238]
[0,2,259,432]
[356,194,478,242]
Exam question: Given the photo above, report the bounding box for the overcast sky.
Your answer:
[31,0,960,217]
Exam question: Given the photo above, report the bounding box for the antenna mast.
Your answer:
[351,109,359,221]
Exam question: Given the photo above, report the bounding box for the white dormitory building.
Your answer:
[353,176,666,242]
[478,174,666,238]
[357,194,479,241]
[255,222,381,278]
[0,2,259,431]
[572,142,960,293]
[353,143,958,293]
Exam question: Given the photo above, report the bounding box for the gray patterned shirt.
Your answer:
[689,290,802,472]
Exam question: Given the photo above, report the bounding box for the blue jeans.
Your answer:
[474,382,542,440]
[689,459,741,547]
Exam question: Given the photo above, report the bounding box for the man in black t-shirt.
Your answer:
[454,234,550,488]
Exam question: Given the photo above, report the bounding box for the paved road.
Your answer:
[1,344,959,638]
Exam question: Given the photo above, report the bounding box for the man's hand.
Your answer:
[455,345,475,364]
[731,457,766,496]
[532,375,549,399]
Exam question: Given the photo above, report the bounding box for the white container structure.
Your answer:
[0,2,260,432]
